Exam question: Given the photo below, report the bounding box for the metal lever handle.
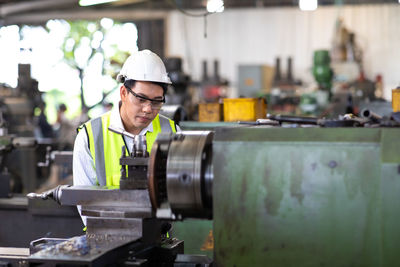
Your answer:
[108,126,136,139]
[108,126,147,156]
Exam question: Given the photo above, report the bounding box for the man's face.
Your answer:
[120,81,164,134]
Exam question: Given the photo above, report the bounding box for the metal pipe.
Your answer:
[361,109,382,122]
[267,114,319,125]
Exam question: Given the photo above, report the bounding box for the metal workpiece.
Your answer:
[148,131,214,220]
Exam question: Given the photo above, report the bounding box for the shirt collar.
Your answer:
[109,101,154,136]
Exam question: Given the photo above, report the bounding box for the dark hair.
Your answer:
[58,103,67,112]
[124,79,168,95]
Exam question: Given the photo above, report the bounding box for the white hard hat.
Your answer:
[117,49,172,84]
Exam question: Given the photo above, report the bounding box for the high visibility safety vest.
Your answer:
[80,112,176,187]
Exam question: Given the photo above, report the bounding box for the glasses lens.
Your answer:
[128,88,164,109]
[151,101,163,109]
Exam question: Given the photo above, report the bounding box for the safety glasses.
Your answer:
[125,86,165,110]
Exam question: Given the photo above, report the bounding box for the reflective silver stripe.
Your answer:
[159,114,173,132]
[91,117,107,186]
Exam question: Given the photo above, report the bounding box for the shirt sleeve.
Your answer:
[176,124,182,133]
[72,127,96,227]
[73,128,97,186]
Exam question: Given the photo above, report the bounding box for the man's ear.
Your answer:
[120,85,128,100]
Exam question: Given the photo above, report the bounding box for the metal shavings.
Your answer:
[34,236,96,257]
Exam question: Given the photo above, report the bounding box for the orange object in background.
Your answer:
[393,87,400,112]
[198,102,223,122]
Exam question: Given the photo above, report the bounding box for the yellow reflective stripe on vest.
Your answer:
[85,112,176,187]
[146,114,176,154]
[83,123,96,169]
[102,113,126,186]
[85,115,108,186]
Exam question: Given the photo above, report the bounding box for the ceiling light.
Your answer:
[299,0,318,11]
[207,0,224,13]
[79,0,118,6]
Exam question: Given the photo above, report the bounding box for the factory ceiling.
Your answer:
[0,0,397,26]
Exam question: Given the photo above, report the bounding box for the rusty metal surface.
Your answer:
[213,127,400,267]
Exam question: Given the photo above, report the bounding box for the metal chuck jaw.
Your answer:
[148,131,214,220]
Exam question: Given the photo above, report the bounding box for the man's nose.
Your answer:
[142,103,153,113]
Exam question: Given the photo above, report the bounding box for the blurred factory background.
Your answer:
[0,0,399,266]
[0,0,398,121]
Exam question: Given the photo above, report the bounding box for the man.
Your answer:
[73,49,178,193]
[37,102,54,138]
[56,103,76,150]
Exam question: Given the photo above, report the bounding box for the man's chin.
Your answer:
[135,120,151,129]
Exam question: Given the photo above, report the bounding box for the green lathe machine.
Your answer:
[5,113,400,267]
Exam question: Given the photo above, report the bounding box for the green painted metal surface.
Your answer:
[179,121,239,131]
[171,219,213,258]
[213,127,400,267]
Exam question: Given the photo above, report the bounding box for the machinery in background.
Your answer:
[159,105,187,125]
[164,57,230,121]
[200,60,229,103]
[312,50,333,93]
[2,110,400,266]
[164,57,191,105]
[0,63,73,195]
[187,60,230,121]
[244,57,303,116]
[163,57,190,123]
[237,64,274,98]
[0,64,42,136]
[0,64,46,195]
[0,64,85,250]
[0,147,83,248]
